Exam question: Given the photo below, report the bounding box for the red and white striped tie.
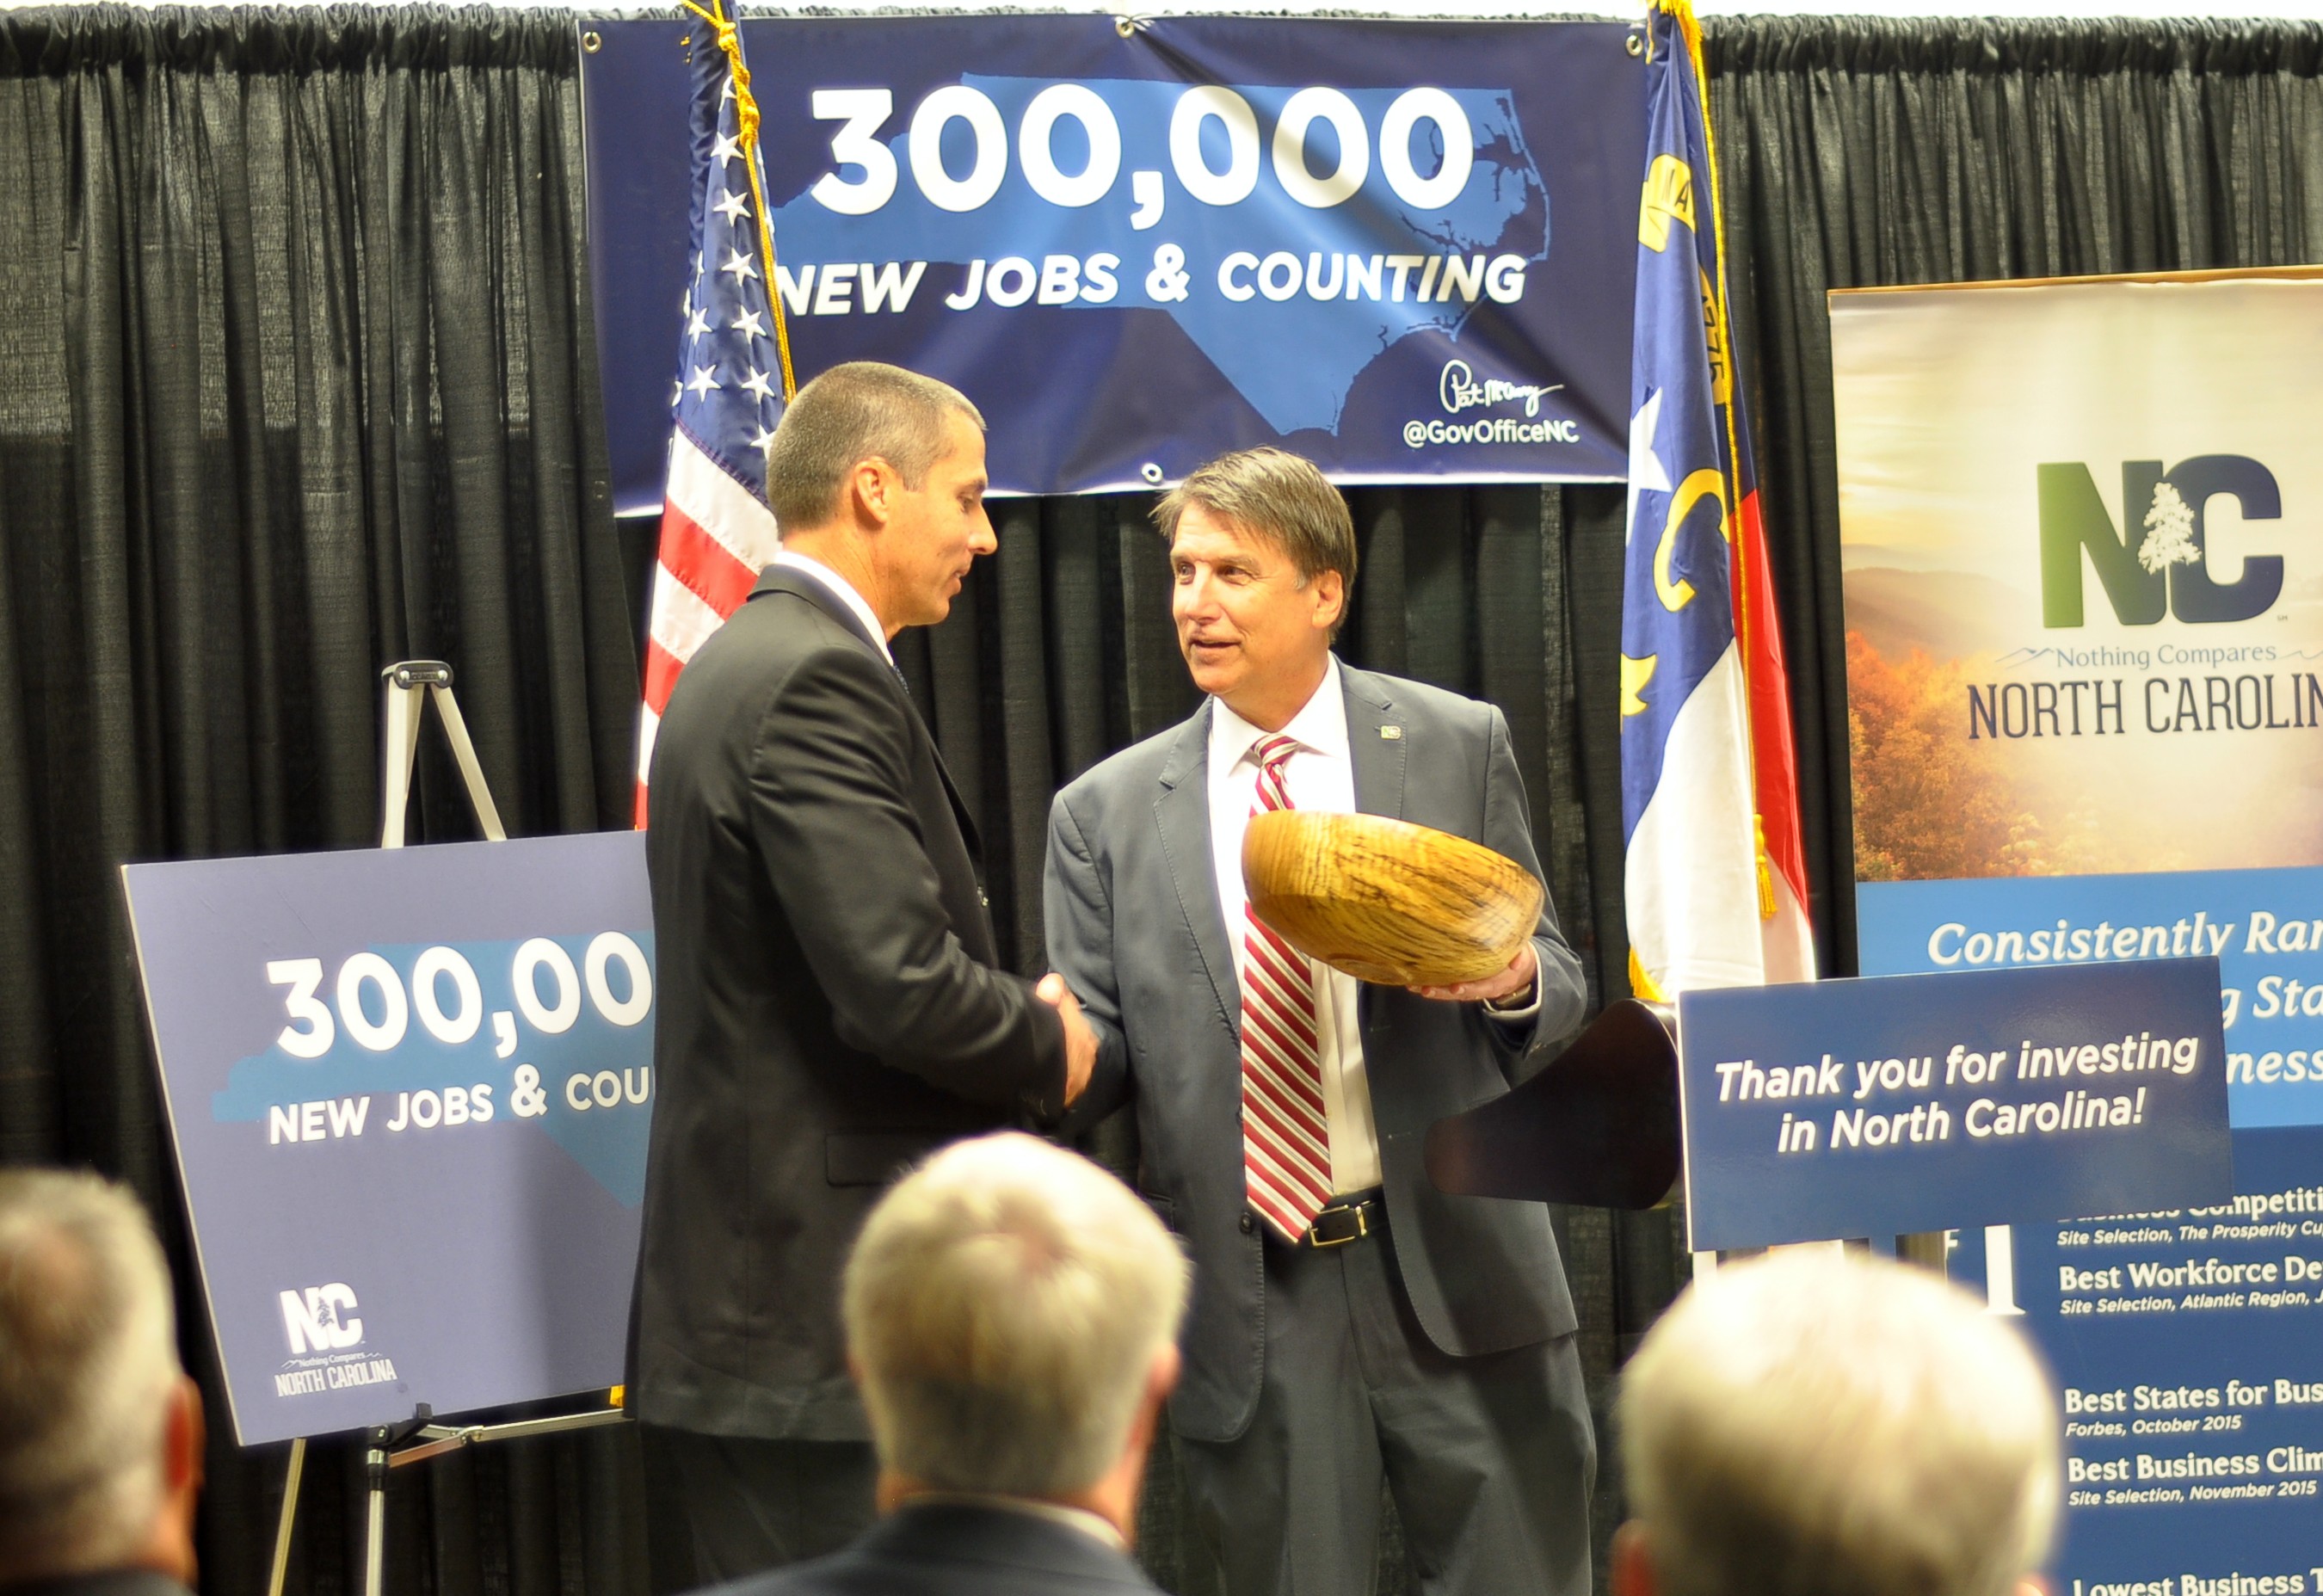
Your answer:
[1240,734,1334,1241]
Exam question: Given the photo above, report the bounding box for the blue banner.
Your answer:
[1677,963,2233,1251]
[581,15,1643,506]
[122,835,651,1445]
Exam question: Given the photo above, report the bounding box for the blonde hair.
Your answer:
[843,1133,1188,1497]
[0,1170,182,1580]
[1618,1252,2058,1596]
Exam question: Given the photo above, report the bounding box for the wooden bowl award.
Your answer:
[1242,810,1545,987]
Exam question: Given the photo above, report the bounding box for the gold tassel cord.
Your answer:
[1754,814,1777,921]
[680,0,798,403]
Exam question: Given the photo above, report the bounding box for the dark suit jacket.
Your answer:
[633,566,1066,1440]
[707,1501,1159,1596]
[3,1571,191,1596]
[1044,662,1588,1443]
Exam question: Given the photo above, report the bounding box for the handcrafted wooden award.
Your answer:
[1242,810,1545,986]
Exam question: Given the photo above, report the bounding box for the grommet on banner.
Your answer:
[1114,14,1151,38]
[1141,462,1165,486]
[582,28,601,52]
[1625,31,1645,57]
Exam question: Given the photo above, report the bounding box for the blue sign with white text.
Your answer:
[1860,869,2323,1128]
[122,834,652,1445]
[1678,962,2233,1251]
[1952,1127,2323,1592]
[580,15,1642,505]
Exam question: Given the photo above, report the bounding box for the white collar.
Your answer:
[767,547,894,666]
[898,1491,1126,1551]
[1211,655,1348,771]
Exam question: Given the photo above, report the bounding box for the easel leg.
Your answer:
[267,1437,305,1596]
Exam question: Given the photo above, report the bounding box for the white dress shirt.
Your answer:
[768,548,893,666]
[1207,657,1385,1194]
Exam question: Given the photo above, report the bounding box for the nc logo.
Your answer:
[279,1283,362,1354]
[2039,456,2283,626]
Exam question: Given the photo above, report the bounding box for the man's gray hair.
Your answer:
[1618,1252,2059,1596]
[1152,447,1359,590]
[843,1133,1189,1499]
[0,1169,182,1580]
[766,361,984,533]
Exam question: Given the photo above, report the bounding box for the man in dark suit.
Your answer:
[635,362,1097,1580]
[701,1132,1185,1596]
[1044,448,1596,1596]
[0,1169,206,1596]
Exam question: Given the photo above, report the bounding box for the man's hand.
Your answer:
[1037,973,1098,1106]
[1408,942,1537,1006]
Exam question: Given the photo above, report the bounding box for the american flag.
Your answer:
[636,8,791,826]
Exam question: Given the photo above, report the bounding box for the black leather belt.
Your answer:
[1305,1191,1383,1248]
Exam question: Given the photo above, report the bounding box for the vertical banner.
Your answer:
[581,15,1645,504]
[1833,270,2323,1588]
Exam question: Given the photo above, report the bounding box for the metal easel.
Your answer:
[266,662,626,1596]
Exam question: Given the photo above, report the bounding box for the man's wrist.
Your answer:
[1482,979,1538,1016]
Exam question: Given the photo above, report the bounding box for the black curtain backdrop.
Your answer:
[7,7,2323,1596]
[1702,15,2323,977]
[0,8,644,1596]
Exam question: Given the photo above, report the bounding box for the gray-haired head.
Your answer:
[842,1132,1189,1500]
[765,361,985,533]
[1616,1252,2059,1596]
[0,1169,185,1581]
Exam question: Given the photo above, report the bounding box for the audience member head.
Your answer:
[0,1169,203,1587]
[842,1133,1188,1537]
[1614,1251,2058,1596]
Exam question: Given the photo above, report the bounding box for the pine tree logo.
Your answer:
[2138,480,2200,574]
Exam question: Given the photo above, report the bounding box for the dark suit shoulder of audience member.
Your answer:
[702,1499,1159,1595]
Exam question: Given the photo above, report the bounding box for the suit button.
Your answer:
[1240,1212,1255,1235]
[979,892,989,908]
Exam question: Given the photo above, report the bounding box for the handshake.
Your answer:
[1035,972,1098,1106]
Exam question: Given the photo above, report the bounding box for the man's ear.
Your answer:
[1609,1522,1656,1596]
[1309,568,1346,633]
[847,457,897,530]
[149,1376,205,1584]
[164,1377,204,1497]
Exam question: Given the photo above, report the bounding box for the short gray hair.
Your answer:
[1154,447,1359,592]
[766,361,984,533]
[843,1133,1189,1499]
[0,1170,182,1580]
[1618,1252,2058,1596]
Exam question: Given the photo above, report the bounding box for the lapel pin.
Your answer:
[1380,725,1403,740]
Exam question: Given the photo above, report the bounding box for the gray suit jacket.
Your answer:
[1044,662,1587,1443]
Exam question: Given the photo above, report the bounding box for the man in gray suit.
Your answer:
[1044,447,1595,1596]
